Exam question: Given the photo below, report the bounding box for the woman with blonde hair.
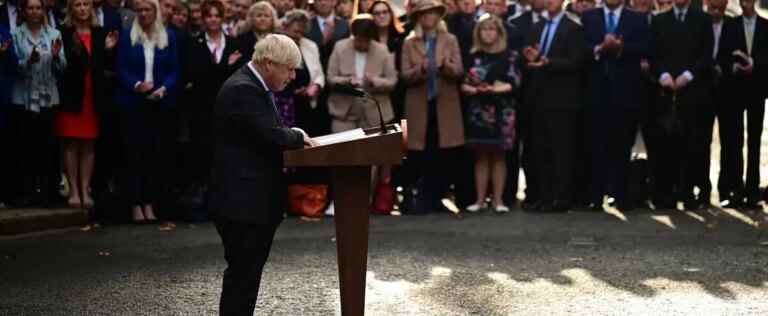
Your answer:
[236,1,279,66]
[56,0,118,224]
[400,0,464,213]
[461,14,519,213]
[115,0,180,224]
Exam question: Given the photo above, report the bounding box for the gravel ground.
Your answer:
[2,208,768,316]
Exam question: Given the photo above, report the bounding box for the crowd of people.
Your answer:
[0,0,765,229]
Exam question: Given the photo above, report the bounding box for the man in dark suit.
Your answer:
[306,0,350,70]
[719,0,768,208]
[581,0,650,211]
[650,0,714,210]
[94,0,122,32]
[505,0,547,209]
[210,34,316,316]
[446,0,477,67]
[705,0,737,207]
[0,0,19,34]
[522,0,588,212]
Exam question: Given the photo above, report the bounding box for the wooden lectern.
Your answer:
[284,124,404,316]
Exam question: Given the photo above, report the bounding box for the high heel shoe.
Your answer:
[67,195,83,209]
[132,206,146,224]
[83,194,95,209]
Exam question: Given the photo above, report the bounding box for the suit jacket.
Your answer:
[327,38,397,123]
[650,7,714,98]
[582,8,650,109]
[401,29,465,150]
[99,6,123,32]
[209,65,305,224]
[720,14,768,101]
[0,25,17,107]
[116,7,135,31]
[0,3,12,31]
[236,31,258,69]
[446,13,476,67]
[306,15,350,69]
[509,11,542,50]
[58,26,112,113]
[114,27,180,108]
[185,33,241,113]
[524,14,588,111]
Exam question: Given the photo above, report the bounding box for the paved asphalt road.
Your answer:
[2,207,768,316]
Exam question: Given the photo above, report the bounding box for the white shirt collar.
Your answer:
[744,14,757,24]
[604,5,623,18]
[247,61,270,92]
[673,5,688,16]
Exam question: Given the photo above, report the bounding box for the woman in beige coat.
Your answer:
[400,0,464,213]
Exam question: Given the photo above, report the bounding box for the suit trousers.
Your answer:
[587,105,641,206]
[654,90,714,203]
[215,219,278,316]
[18,108,60,204]
[744,98,765,201]
[531,109,576,205]
[714,89,744,200]
[119,101,174,208]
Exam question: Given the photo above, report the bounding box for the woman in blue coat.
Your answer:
[115,0,179,223]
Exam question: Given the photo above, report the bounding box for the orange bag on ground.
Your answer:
[287,184,328,218]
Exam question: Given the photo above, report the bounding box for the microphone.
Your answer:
[333,84,388,134]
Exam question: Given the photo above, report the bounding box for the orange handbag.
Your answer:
[287,184,329,218]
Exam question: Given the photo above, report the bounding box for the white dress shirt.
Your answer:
[143,40,155,83]
[713,20,723,58]
[744,15,756,55]
[206,33,226,64]
[354,51,366,80]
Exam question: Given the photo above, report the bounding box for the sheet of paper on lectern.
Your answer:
[312,128,367,146]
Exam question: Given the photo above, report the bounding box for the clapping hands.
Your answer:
[105,31,119,50]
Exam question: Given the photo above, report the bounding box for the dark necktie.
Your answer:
[266,90,282,125]
[677,11,685,23]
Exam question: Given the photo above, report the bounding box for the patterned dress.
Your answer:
[463,51,521,152]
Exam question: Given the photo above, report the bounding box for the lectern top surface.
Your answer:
[312,129,367,147]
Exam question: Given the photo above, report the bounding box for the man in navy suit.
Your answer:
[581,0,650,211]
[719,0,768,208]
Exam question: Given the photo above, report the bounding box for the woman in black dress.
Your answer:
[461,14,520,214]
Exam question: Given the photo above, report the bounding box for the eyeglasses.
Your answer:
[372,10,390,16]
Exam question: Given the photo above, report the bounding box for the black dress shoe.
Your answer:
[683,200,703,211]
[590,203,606,212]
[522,200,541,211]
[538,203,555,213]
[551,201,571,213]
[653,200,676,210]
[743,199,762,210]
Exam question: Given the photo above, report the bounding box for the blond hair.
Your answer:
[130,0,169,49]
[247,1,280,33]
[63,0,100,27]
[251,33,302,68]
[471,14,506,54]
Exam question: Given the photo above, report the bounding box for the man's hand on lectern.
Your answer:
[292,127,318,148]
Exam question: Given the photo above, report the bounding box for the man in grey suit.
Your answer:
[209,34,316,316]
